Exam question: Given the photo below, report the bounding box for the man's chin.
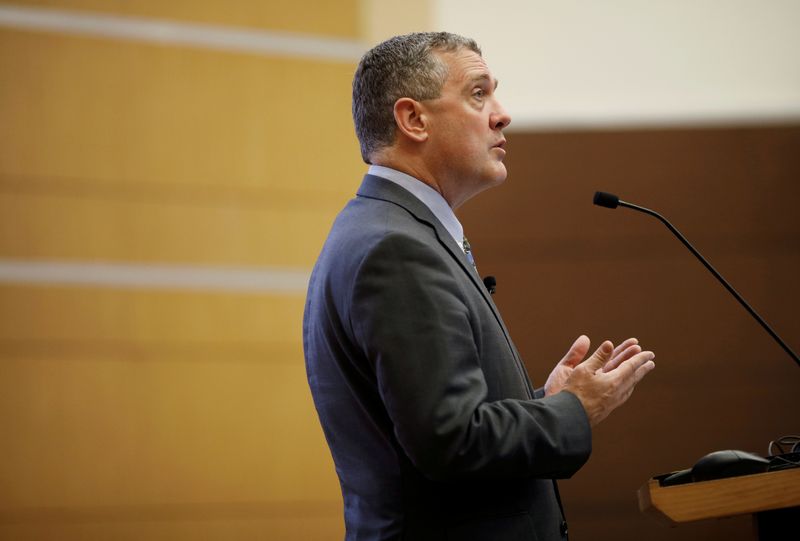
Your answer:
[491,164,508,185]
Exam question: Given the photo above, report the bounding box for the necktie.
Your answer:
[463,236,478,273]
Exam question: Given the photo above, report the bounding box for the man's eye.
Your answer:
[473,89,485,99]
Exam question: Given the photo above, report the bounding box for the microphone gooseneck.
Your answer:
[593,191,799,368]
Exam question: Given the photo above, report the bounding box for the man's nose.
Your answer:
[491,101,511,130]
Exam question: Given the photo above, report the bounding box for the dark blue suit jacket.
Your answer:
[303,174,592,540]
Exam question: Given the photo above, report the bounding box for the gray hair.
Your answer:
[352,32,482,163]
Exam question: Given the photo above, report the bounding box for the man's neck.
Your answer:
[371,154,464,209]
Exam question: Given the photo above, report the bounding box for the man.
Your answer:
[303,32,655,541]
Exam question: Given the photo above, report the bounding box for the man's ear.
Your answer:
[393,98,429,143]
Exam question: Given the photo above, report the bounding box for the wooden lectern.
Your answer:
[638,468,800,540]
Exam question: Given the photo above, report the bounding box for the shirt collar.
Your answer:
[368,165,465,253]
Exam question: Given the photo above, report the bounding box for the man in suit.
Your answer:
[303,32,655,541]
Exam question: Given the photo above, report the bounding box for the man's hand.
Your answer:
[544,335,643,397]
[560,339,656,427]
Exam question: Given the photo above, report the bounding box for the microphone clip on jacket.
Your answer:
[483,275,497,295]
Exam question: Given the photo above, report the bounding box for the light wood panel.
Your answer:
[7,0,360,38]
[0,29,362,193]
[0,189,342,267]
[0,354,339,507]
[0,27,364,266]
[0,9,363,538]
[0,285,305,343]
[639,469,800,523]
[0,286,340,516]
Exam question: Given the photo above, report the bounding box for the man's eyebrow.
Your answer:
[467,73,499,90]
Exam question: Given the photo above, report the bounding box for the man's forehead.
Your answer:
[439,49,498,88]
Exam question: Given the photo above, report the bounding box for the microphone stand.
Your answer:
[594,191,800,368]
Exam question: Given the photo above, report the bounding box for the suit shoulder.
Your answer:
[324,196,438,256]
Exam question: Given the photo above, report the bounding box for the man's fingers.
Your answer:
[559,335,590,367]
[633,358,656,384]
[603,344,642,372]
[613,351,655,380]
[583,340,614,372]
[611,338,638,359]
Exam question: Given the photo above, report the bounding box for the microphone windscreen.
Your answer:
[593,191,619,209]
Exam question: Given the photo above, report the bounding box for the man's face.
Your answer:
[422,48,511,208]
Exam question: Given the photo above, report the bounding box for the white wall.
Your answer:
[436,0,800,129]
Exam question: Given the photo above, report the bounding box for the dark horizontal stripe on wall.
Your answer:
[0,174,347,211]
[0,339,300,364]
[0,499,341,525]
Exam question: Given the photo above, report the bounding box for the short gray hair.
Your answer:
[352,32,481,163]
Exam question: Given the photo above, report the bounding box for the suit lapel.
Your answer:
[357,174,491,302]
[356,175,526,383]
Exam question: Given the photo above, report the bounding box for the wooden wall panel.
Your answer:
[8,0,361,38]
[460,125,800,541]
[0,190,340,267]
[0,30,360,193]
[0,356,337,506]
[0,2,368,536]
[0,28,362,268]
[0,285,342,535]
[0,286,304,343]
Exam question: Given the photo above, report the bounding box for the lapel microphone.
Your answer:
[593,191,799,368]
[483,275,497,295]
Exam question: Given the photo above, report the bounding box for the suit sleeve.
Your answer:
[349,231,591,482]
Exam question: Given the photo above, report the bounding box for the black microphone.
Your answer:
[593,191,620,209]
[483,275,497,295]
[593,191,799,368]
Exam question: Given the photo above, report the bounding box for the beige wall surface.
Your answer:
[436,0,800,128]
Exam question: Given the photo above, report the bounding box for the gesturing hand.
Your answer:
[561,340,656,427]
[544,335,643,397]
